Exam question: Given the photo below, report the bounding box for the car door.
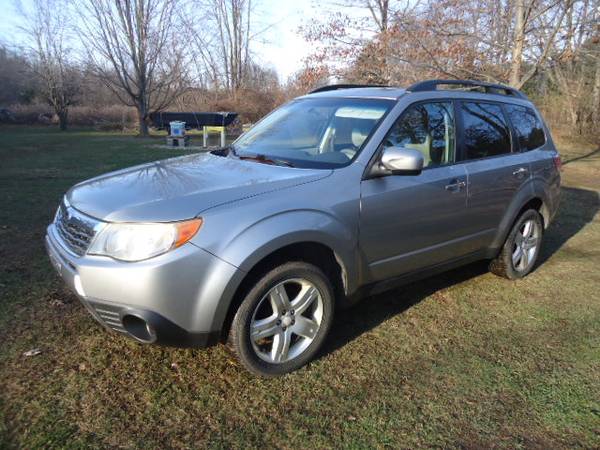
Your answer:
[456,101,533,247]
[360,100,473,282]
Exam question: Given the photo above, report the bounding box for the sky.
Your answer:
[0,0,345,83]
[250,0,318,81]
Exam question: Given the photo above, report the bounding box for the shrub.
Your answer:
[5,103,138,130]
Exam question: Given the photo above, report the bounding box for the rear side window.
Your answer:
[505,104,545,151]
[460,102,511,160]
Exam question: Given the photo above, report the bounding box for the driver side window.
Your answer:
[384,102,456,167]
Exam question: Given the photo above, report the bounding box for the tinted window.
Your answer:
[505,104,545,151]
[384,102,455,166]
[460,102,511,159]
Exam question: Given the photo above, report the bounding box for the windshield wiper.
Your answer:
[233,150,294,167]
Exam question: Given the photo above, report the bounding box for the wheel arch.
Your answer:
[217,241,348,342]
[490,181,550,252]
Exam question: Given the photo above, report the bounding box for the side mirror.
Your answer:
[375,146,424,176]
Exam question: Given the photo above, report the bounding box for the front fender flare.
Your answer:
[201,209,361,331]
[221,209,357,282]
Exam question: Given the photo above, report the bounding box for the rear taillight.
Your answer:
[553,154,562,171]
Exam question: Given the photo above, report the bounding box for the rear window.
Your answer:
[460,102,512,160]
[505,104,546,151]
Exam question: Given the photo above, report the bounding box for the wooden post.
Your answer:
[203,126,208,148]
[221,112,227,148]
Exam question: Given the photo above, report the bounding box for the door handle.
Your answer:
[445,179,466,192]
[512,167,528,176]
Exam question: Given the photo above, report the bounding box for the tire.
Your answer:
[490,209,543,280]
[229,261,335,377]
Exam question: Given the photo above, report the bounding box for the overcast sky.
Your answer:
[0,0,347,82]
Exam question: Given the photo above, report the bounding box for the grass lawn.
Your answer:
[0,126,599,449]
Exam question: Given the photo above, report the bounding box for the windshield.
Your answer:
[231,97,394,169]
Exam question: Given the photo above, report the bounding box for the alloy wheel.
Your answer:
[512,219,540,272]
[250,278,323,364]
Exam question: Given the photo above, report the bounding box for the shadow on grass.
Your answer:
[323,260,489,356]
[538,186,599,265]
[324,185,598,356]
[562,146,600,165]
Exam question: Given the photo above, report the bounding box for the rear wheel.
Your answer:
[229,262,334,377]
[490,209,543,279]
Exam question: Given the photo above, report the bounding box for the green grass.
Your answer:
[1,125,599,449]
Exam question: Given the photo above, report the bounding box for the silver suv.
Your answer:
[46,80,561,376]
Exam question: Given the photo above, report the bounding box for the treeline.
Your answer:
[0,42,286,130]
[0,0,598,139]
[301,0,600,138]
[0,0,296,134]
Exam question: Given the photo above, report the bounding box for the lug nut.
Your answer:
[282,326,287,331]
[291,310,295,315]
[276,320,281,325]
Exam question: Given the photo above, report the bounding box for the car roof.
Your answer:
[302,86,539,109]
[302,80,535,107]
[302,87,406,101]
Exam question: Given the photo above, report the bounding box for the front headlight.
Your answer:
[87,218,203,261]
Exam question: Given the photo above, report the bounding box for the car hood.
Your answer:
[66,152,332,222]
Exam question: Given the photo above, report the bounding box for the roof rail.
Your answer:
[407,79,528,99]
[309,84,389,94]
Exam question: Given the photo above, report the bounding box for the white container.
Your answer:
[170,121,186,137]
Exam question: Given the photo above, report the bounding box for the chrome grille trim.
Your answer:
[54,201,103,256]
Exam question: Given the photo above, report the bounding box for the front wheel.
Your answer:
[229,262,334,377]
[490,209,543,279]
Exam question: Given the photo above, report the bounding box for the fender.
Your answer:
[489,177,553,252]
[218,209,359,289]
[195,209,362,332]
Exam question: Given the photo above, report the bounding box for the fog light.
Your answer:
[74,274,85,297]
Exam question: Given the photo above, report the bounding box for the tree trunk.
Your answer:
[137,104,149,136]
[593,56,600,134]
[509,0,525,87]
[58,110,68,131]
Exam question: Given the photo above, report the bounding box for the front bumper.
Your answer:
[45,224,244,348]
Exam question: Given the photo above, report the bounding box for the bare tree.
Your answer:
[543,0,599,132]
[384,0,578,88]
[17,0,80,130]
[306,0,584,90]
[302,0,422,84]
[593,52,600,132]
[588,12,600,131]
[508,0,574,88]
[79,0,187,135]
[187,0,254,94]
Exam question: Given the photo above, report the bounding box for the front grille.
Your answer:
[88,301,127,334]
[55,202,101,256]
